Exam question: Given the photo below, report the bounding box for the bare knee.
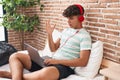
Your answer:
[9,53,31,69]
[23,67,59,80]
[38,67,59,80]
[9,53,18,62]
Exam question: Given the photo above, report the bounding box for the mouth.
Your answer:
[69,23,72,26]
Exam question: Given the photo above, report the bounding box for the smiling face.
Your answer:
[67,16,82,29]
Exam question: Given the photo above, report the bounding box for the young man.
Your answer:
[0,4,92,80]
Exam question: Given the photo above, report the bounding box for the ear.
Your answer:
[78,16,84,22]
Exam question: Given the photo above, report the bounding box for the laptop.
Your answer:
[24,43,51,67]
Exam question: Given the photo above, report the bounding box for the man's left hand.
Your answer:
[44,59,59,65]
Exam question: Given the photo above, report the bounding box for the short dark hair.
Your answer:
[63,5,84,17]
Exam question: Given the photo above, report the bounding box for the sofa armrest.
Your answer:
[100,64,120,80]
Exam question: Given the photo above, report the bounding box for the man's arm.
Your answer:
[46,20,60,52]
[48,34,60,52]
[44,50,91,67]
[58,50,91,67]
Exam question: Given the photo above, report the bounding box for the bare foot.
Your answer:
[0,71,12,78]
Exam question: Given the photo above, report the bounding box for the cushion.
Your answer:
[62,74,105,80]
[0,42,17,66]
[100,65,120,80]
[40,29,61,57]
[75,41,103,78]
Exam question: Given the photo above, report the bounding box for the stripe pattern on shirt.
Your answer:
[53,28,92,60]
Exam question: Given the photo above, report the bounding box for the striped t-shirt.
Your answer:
[52,28,92,60]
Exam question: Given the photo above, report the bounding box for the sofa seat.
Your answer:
[0,29,105,80]
[0,63,104,80]
[0,50,104,80]
[0,48,105,80]
[0,50,105,80]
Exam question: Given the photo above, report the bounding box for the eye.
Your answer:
[69,16,74,19]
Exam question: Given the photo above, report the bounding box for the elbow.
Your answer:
[50,48,57,52]
[82,63,88,67]
[51,49,56,52]
[80,63,87,67]
[50,49,55,52]
[50,45,58,52]
[51,46,59,52]
[83,59,89,67]
[79,59,89,67]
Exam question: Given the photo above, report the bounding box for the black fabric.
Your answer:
[53,64,75,80]
[29,60,43,72]
[0,42,17,66]
[29,60,75,79]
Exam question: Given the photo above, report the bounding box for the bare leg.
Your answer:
[0,53,60,80]
[0,66,59,80]
[0,71,11,78]
[23,66,59,80]
[9,53,31,80]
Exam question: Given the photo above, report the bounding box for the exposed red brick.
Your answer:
[83,0,98,3]
[86,27,99,31]
[87,14,103,18]
[116,52,120,57]
[102,9,120,14]
[99,0,119,3]
[88,3,106,8]
[100,29,119,36]
[106,25,120,30]
[86,9,100,13]
[104,53,120,63]
[86,17,98,22]
[98,38,116,45]
[118,43,120,46]
[104,43,120,52]
[107,35,120,41]
[91,36,97,40]
[99,19,118,25]
[107,3,120,8]
[90,31,106,37]
[7,0,120,63]
[104,15,120,19]
[89,23,105,27]
[104,48,115,54]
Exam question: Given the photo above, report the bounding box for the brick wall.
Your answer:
[8,0,120,63]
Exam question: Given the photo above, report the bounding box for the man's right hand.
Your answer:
[46,20,56,35]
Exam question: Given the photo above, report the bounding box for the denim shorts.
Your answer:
[29,60,75,79]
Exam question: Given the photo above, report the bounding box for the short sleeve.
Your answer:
[80,32,92,50]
